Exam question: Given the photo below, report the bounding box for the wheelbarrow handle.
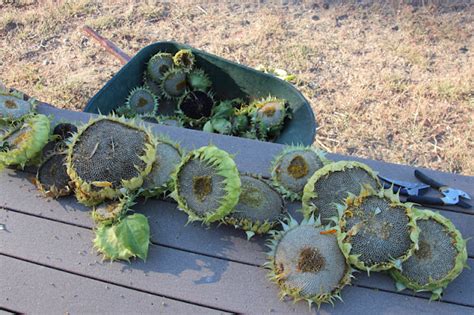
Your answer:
[81,26,132,65]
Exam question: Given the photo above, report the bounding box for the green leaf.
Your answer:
[202,120,214,133]
[93,213,150,262]
[213,101,234,118]
[211,118,232,134]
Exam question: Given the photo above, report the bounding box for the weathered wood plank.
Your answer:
[1,209,472,314]
[354,259,474,306]
[1,169,474,306]
[0,255,229,315]
[37,103,473,214]
[2,104,472,311]
[0,207,309,314]
[1,169,473,261]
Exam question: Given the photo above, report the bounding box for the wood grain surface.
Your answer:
[1,104,472,314]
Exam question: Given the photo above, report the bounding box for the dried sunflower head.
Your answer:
[35,152,71,198]
[147,52,174,82]
[250,96,289,140]
[337,187,419,273]
[187,68,211,92]
[266,215,353,308]
[66,116,157,206]
[126,86,158,115]
[161,68,187,99]
[39,122,78,160]
[173,49,195,71]
[390,209,468,300]
[53,122,78,141]
[141,136,183,198]
[178,91,214,127]
[271,145,331,201]
[224,173,285,239]
[302,161,381,225]
[0,88,36,123]
[172,145,241,224]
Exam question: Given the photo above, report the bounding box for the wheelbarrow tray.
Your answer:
[84,41,316,145]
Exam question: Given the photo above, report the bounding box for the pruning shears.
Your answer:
[378,170,472,209]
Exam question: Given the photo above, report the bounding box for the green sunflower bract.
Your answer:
[389,209,468,300]
[0,114,50,169]
[173,145,241,224]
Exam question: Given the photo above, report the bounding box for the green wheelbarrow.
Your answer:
[83,27,316,145]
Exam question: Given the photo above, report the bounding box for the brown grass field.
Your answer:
[1,1,473,174]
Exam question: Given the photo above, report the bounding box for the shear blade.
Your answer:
[441,187,471,200]
[441,195,459,205]
[459,190,472,200]
[378,175,430,191]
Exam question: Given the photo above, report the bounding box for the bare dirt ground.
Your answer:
[1,1,473,174]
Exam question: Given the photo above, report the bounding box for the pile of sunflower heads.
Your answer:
[266,148,468,308]
[113,49,292,141]
[1,86,467,310]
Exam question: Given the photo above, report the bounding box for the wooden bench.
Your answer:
[1,103,472,314]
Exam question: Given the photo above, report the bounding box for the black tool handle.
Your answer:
[406,195,445,206]
[414,170,444,189]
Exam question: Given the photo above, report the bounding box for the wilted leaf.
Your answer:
[93,213,150,262]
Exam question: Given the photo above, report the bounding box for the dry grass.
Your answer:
[1,0,473,174]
